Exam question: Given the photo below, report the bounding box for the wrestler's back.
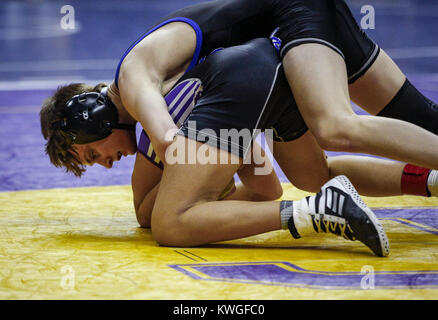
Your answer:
[159,0,275,58]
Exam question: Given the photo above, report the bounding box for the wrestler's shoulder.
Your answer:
[120,23,196,75]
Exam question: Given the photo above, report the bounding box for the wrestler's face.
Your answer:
[72,129,137,168]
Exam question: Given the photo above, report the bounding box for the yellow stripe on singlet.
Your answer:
[154,154,161,164]
[146,144,154,158]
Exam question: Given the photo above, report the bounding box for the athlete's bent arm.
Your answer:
[118,23,198,162]
[119,69,178,163]
[131,153,163,228]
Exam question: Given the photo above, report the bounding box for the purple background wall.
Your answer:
[1,0,437,191]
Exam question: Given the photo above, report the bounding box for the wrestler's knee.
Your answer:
[151,209,193,247]
[310,114,361,152]
[151,196,215,247]
[151,220,189,247]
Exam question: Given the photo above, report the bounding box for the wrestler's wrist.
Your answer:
[158,127,180,163]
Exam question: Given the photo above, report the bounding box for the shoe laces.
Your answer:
[311,213,356,241]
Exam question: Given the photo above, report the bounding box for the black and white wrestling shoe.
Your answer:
[289,175,390,257]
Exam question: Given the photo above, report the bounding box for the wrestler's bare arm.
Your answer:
[118,22,197,162]
[131,152,163,228]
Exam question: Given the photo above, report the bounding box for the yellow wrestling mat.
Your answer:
[1,183,437,300]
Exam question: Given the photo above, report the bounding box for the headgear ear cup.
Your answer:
[52,90,135,145]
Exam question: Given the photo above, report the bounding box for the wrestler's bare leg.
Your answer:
[271,131,404,197]
[349,49,406,115]
[151,135,281,247]
[327,156,404,197]
[282,44,438,169]
[151,136,388,256]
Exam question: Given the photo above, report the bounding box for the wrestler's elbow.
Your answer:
[136,210,152,229]
[134,201,152,228]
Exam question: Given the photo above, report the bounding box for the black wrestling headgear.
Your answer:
[52,87,135,145]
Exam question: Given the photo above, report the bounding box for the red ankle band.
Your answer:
[401,164,430,197]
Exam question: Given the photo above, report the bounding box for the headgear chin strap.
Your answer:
[52,87,135,145]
